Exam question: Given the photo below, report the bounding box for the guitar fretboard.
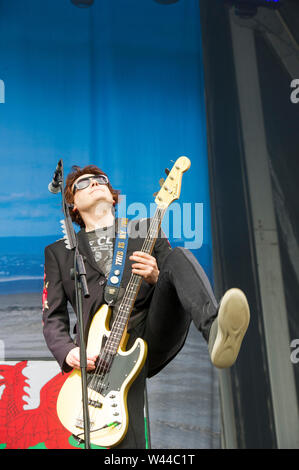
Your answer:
[104,207,166,355]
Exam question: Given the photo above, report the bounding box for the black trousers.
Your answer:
[144,247,219,377]
[117,247,219,448]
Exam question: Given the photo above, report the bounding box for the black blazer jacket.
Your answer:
[42,218,172,374]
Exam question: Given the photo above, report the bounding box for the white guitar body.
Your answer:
[57,304,147,448]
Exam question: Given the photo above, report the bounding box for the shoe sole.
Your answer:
[211,288,250,368]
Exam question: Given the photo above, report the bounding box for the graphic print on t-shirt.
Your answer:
[87,226,114,278]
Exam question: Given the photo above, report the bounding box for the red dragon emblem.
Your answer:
[0,361,77,449]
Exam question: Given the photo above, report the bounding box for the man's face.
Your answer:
[72,173,114,213]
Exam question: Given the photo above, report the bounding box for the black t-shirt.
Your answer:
[86,224,114,278]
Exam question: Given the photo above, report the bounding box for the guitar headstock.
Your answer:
[154,156,191,209]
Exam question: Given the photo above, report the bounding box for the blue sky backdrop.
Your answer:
[0,0,213,287]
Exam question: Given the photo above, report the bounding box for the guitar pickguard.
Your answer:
[87,342,142,397]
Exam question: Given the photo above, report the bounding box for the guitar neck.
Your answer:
[105,207,166,355]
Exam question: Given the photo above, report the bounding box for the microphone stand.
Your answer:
[57,161,91,450]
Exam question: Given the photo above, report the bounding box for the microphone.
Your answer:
[48,159,63,194]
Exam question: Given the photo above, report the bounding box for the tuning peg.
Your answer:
[153,191,158,197]
[165,168,170,176]
[159,178,165,187]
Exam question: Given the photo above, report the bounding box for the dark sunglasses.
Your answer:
[73,174,109,194]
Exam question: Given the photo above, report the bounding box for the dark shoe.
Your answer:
[208,288,250,368]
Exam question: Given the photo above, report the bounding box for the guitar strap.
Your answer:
[104,217,129,306]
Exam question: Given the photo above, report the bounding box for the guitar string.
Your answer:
[89,207,164,375]
[77,209,165,430]
[86,209,164,397]
[82,211,163,429]
[99,207,166,356]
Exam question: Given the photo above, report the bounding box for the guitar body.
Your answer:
[57,304,148,448]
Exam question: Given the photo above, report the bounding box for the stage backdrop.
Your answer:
[0,0,219,449]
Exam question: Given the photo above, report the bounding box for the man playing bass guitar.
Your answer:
[42,163,250,449]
